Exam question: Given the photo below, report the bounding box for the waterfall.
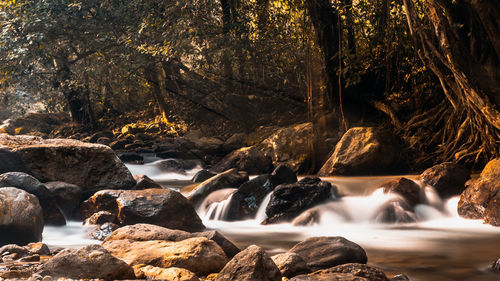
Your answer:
[254,192,273,222]
[201,193,235,221]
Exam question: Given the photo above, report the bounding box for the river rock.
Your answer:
[118,152,144,163]
[490,257,500,273]
[38,244,135,280]
[195,137,224,154]
[80,188,205,232]
[271,252,310,278]
[290,263,388,281]
[458,158,500,226]
[0,187,43,246]
[133,174,162,190]
[84,211,117,225]
[212,146,273,175]
[25,242,50,256]
[134,265,200,281]
[223,133,247,153]
[0,134,136,197]
[264,177,336,224]
[104,224,240,258]
[289,237,367,271]
[0,172,65,225]
[187,168,248,206]
[419,162,470,198]
[270,164,298,186]
[373,198,417,224]
[215,245,281,281]
[258,122,313,172]
[318,127,404,176]
[0,244,29,258]
[380,177,421,206]
[102,237,228,276]
[226,175,273,221]
[0,148,29,174]
[44,181,82,218]
[192,169,217,183]
[90,222,120,241]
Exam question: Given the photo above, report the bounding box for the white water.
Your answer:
[126,159,203,183]
[42,221,98,249]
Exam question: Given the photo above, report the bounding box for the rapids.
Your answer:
[42,163,500,281]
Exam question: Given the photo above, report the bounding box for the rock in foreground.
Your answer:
[290,263,388,281]
[0,187,44,246]
[419,162,470,198]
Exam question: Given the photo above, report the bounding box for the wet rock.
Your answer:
[84,211,117,225]
[223,133,247,153]
[380,178,421,206]
[0,245,29,258]
[104,224,239,258]
[490,257,500,273]
[198,188,237,219]
[80,189,205,232]
[192,169,216,183]
[134,265,200,281]
[292,209,321,226]
[0,148,30,174]
[25,242,50,256]
[102,237,228,276]
[373,199,417,224]
[390,274,411,281]
[110,139,132,150]
[318,127,404,176]
[195,137,224,155]
[90,222,119,241]
[226,175,273,220]
[264,177,336,224]
[38,244,135,281]
[0,134,136,197]
[258,122,313,173]
[270,164,298,186]
[289,237,367,271]
[96,136,112,145]
[419,162,470,198]
[187,169,248,206]
[0,187,44,246]
[132,174,161,190]
[290,263,388,281]
[215,245,281,281]
[156,159,198,173]
[44,181,82,218]
[19,254,40,262]
[212,146,273,175]
[458,158,500,226]
[0,172,65,225]
[118,153,144,163]
[271,252,310,278]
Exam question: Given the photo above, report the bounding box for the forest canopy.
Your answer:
[0,0,498,170]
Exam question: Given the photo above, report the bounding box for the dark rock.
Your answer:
[318,127,404,176]
[118,153,144,163]
[156,158,196,173]
[373,199,417,224]
[194,137,224,155]
[0,187,44,246]
[89,131,114,143]
[0,244,29,257]
[44,181,83,218]
[223,133,247,153]
[289,237,367,271]
[0,172,65,225]
[84,211,117,225]
[133,174,162,190]
[215,245,281,281]
[290,263,388,281]
[109,139,132,150]
[419,162,470,198]
[458,158,500,226]
[157,150,199,160]
[270,164,298,186]
[212,146,273,175]
[0,148,30,174]
[264,177,336,224]
[96,137,112,145]
[187,168,248,206]
[192,169,217,183]
[390,274,411,281]
[227,175,273,220]
[80,189,205,232]
[272,252,310,278]
[380,177,421,206]
[490,257,500,273]
[90,222,120,241]
[0,134,136,198]
[38,244,135,281]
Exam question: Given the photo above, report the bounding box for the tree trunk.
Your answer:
[402,0,500,165]
[220,0,233,78]
[144,63,170,124]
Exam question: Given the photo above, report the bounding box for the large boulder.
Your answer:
[318,127,404,176]
[0,148,29,174]
[80,189,205,232]
[44,181,83,218]
[0,134,136,197]
[132,174,162,190]
[264,177,336,224]
[458,158,500,226]
[104,224,240,258]
[226,175,273,221]
[38,244,135,281]
[187,168,248,206]
[213,146,273,175]
[0,187,43,246]
[0,172,65,225]
[134,265,200,281]
[102,237,228,276]
[380,177,421,206]
[419,162,470,198]
[289,237,367,271]
[271,252,310,278]
[215,245,281,281]
[289,263,388,281]
[258,122,313,172]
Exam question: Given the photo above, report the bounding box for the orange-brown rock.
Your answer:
[134,265,200,281]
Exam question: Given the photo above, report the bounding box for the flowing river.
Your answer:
[43,159,500,281]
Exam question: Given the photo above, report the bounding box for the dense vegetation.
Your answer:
[0,0,498,170]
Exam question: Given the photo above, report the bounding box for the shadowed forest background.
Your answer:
[0,0,498,172]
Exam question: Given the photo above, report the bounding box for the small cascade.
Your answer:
[255,192,273,222]
[202,193,235,221]
[126,159,203,183]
